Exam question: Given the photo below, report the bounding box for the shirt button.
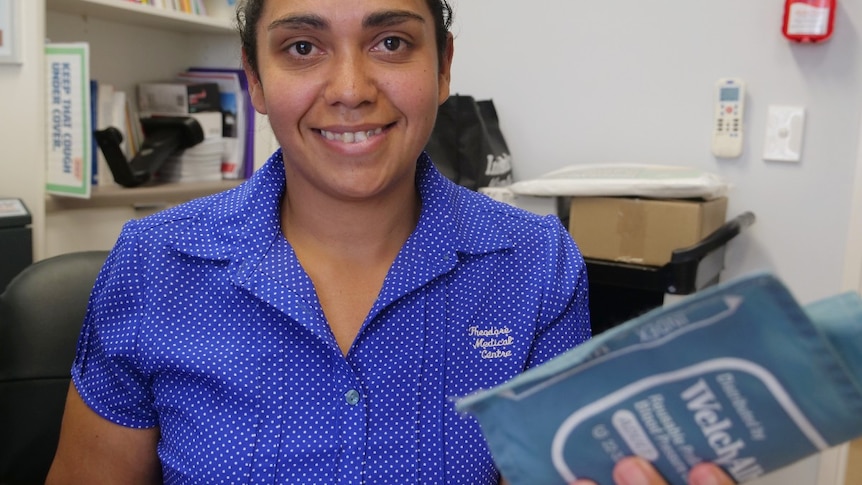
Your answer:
[345,389,360,405]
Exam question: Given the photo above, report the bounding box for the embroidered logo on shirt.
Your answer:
[469,325,514,359]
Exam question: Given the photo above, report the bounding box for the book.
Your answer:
[177,70,246,179]
[45,42,91,198]
[456,273,862,485]
[206,0,237,21]
[91,80,117,186]
[89,79,99,186]
[125,93,145,158]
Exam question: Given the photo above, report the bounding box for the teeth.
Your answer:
[319,127,383,144]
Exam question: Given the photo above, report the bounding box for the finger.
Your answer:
[689,462,735,485]
[612,456,662,485]
[574,458,735,485]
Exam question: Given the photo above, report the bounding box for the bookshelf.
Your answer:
[45,179,244,212]
[38,0,256,257]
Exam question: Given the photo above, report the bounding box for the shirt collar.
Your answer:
[412,151,513,256]
[171,150,514,267]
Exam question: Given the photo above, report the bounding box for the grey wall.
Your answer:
[448,0,862,307]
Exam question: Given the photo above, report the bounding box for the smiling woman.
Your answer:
[45,1,591,484]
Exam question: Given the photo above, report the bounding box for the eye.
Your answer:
[382,37,403,51]
[373,36,410,54]
[290,40,315,56]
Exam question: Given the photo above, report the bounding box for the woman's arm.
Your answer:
[46,384,162,485]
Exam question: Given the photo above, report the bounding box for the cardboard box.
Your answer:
[568,197,728,266]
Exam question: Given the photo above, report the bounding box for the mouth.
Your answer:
[315,123,395,144]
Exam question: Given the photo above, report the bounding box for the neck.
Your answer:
[280,178,421,264]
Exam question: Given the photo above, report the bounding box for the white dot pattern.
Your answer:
[71,151,591,484]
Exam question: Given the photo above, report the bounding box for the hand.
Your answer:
[572,456,735,485]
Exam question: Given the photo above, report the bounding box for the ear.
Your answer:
[437,33,454,105]
[242,49,268,115]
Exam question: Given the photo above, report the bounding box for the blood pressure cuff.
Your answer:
[456,273,862,485]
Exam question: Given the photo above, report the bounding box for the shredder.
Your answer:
[0,198,33,293]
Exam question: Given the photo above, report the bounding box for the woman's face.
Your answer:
[246,0,454,202]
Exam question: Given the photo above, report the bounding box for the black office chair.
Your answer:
[0,250,109,485]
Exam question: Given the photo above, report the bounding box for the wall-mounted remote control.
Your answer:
[711,78,746,158]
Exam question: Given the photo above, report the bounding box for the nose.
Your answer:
[323,50,377,109]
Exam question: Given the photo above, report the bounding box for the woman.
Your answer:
[47,1,732,484]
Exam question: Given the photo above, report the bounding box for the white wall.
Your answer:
[448,0,862,307]
[446,1,861,484]
[0,1,45,257]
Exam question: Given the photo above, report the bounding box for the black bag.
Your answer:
[425,95,513,190]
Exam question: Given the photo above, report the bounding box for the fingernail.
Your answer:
[690,469,720,485]
[692,477,719,485]
[613,458,650,485]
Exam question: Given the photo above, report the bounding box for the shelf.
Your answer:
[47,0,235,35]
[45,179,244,212]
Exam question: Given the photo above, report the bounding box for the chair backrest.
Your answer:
[0,250,109,484]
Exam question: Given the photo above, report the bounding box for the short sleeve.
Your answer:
[524,215,591,369]
[71,221,158,429]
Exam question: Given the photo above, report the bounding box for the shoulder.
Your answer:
[454,184,574,255]
[123,183,245,238]
[418,154,570,254]
[118,157,286,262]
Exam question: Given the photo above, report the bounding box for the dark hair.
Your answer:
[237,0,453,78]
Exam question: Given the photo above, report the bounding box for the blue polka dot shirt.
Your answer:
[72,151,592,484]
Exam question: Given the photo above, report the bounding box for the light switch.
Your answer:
[763,105,805,162]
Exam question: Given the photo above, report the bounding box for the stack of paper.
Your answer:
[158,138,224,183]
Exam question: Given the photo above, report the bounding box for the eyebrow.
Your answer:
[363,10,426,29]
[267,10,425,32]
[267,14,328,32]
